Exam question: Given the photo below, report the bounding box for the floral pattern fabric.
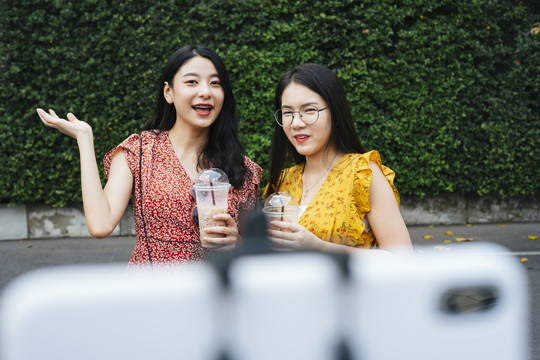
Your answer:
[277,151,399,248]
[103,131,262,266]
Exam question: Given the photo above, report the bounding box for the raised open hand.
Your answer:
[37,108,93,140]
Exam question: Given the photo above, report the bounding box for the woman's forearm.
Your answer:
[77,135,131,238]
[77,134,114,237]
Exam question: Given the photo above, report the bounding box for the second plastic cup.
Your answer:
[262,191,300,229]
[262,205,300,226]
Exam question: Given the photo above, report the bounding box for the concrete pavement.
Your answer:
[2,222,538,286]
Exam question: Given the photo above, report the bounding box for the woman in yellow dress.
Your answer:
[265,63,412,254]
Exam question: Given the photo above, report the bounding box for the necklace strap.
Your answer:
[302,153,340,194]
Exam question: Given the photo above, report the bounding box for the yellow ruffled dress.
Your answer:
[276,151,400,248]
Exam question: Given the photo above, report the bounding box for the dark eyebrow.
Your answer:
[182,72,220,78]
[281,102,318,109]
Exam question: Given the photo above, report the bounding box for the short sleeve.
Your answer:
[103,133,141,179]
[353,150,400,215]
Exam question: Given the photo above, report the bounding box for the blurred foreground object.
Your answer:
[0,264,222,360]
[0,243,528,360]
[346,244,528,360]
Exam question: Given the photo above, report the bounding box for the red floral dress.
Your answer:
[103,131,262,266]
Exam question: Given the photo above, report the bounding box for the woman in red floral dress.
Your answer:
[37,45,262,267]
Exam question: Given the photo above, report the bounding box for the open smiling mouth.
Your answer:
[193,105,213,111]
[193,105,214,116]
[193,105,213,110]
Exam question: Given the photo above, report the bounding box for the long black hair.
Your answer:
[267,63,365,196]
[145,45,249,188]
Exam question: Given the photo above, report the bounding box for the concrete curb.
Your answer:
[400,193,540,224]
[1,194,539,241]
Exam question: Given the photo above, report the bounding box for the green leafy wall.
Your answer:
[1,0,539,206]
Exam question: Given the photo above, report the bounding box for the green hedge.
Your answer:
[1,0,539,206]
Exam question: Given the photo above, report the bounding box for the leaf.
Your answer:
[455,237,473,242]
[520,258,528,262]
[445,231,453,235]
[443,240,452,243]
[528,235,538,240]
[497,225,507,228]
[423,235,433,239]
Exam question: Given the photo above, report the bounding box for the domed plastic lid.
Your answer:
[264,191,298,209]
[196,168,229,185]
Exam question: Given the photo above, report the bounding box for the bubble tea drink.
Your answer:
[262,191,300,229]
[193,168,230,247]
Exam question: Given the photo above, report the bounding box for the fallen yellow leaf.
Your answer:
[466,224,472,227]
[427,225,434,228]
[497,225,506,228]
[443,240,452,243]
[445,231,454,235]
[423,235,433,239]
[528,235,538,240]
[455,237,473,242]
[521,258,528,262]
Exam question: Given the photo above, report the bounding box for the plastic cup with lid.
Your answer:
[193,168,230,247]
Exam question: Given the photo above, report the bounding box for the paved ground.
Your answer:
[1,222,539,358]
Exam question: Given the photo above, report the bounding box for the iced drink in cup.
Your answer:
[262,191,300,229]
[193,168,230,248]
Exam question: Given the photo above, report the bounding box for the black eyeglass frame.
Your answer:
[273,105,329,128]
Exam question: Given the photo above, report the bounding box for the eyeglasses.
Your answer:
[274,105,329,128]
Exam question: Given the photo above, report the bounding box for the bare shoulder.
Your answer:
[368,161,385,178]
